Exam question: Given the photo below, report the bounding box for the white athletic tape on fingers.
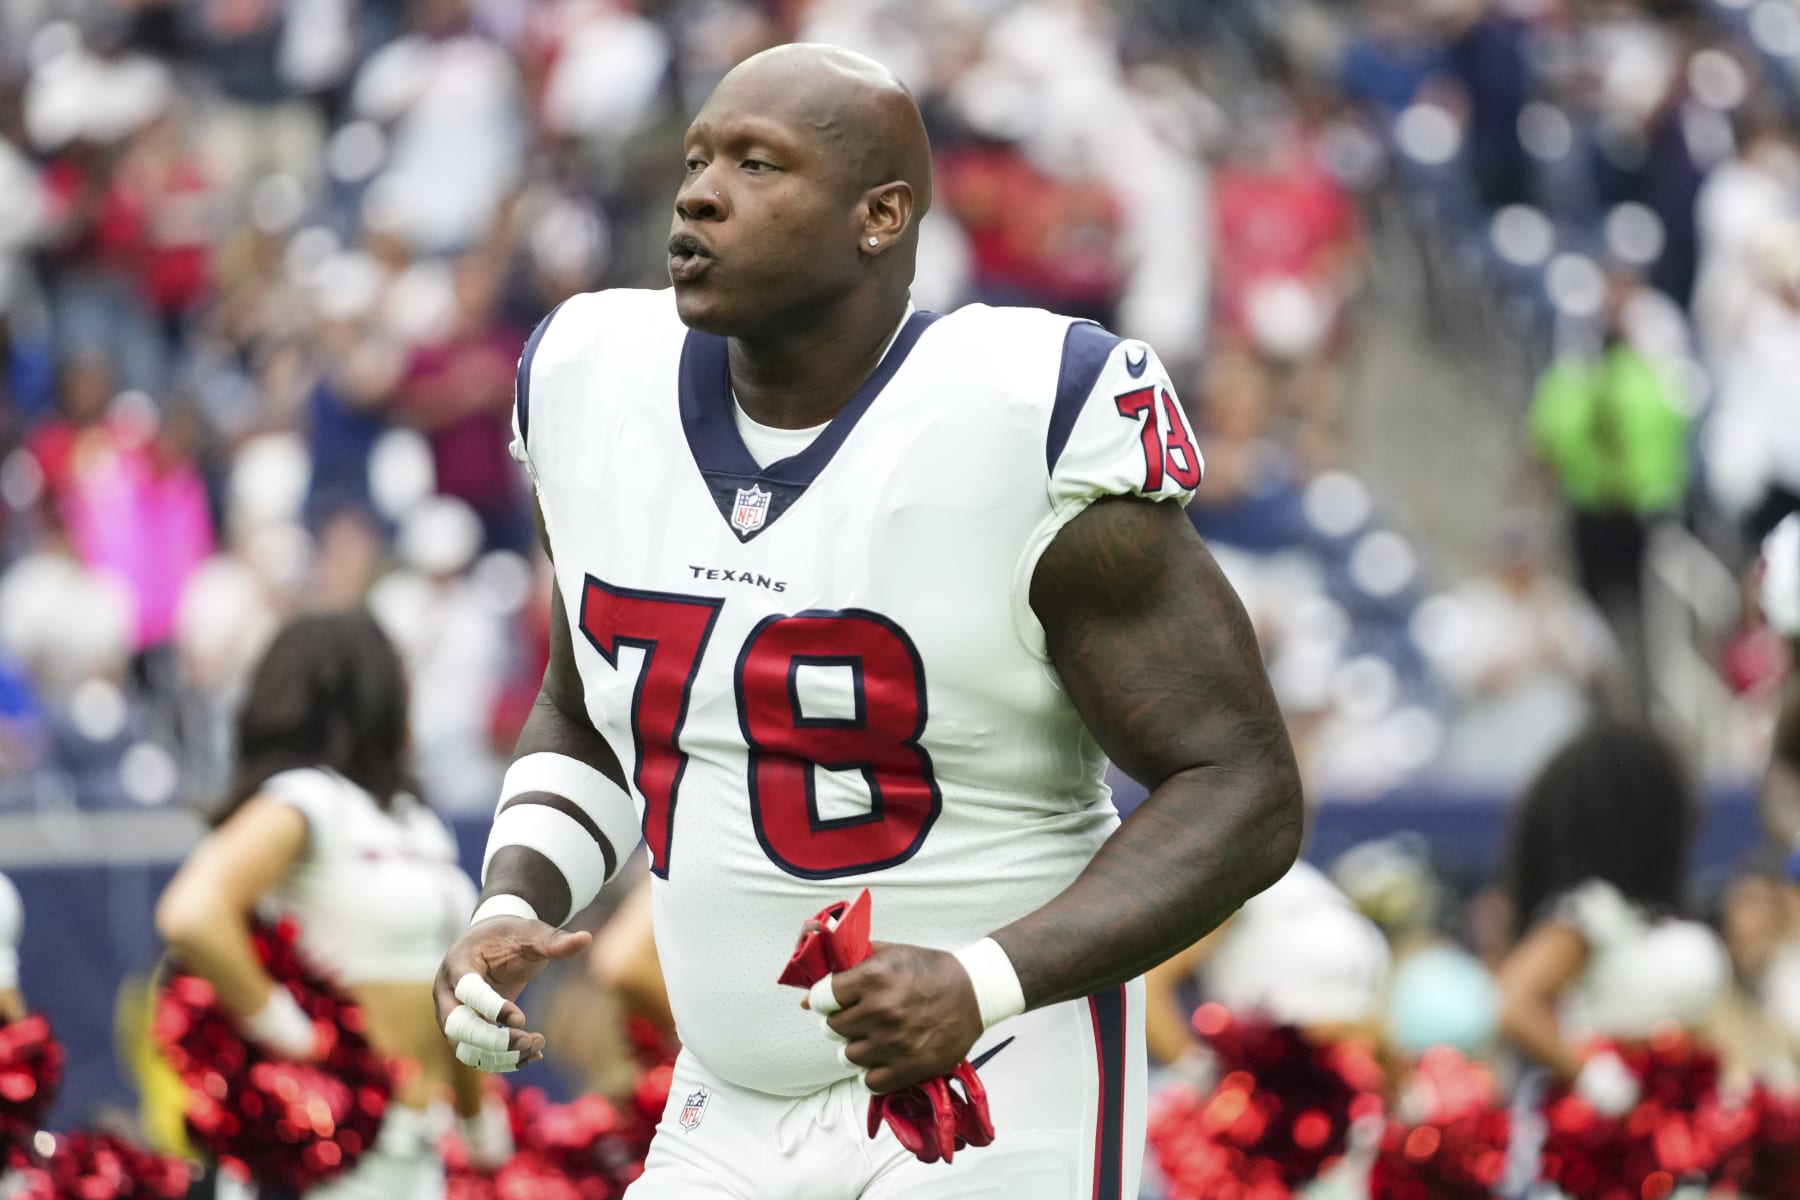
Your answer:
[808,975,842,1016]
[455,973,507,1024]
[444,1005,512,1052]
[837,1042,856,1072]
[816,1015,848,1044]
[456,1042,521,1073]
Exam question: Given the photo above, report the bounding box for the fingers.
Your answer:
[542,929,593,961]
[456,1042,523,1073]
[807,974,842,1016]
[455,972,522,1028]
[447,973,543,1072]
[445,1005,512,1052]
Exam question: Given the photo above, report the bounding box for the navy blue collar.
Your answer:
[678,310,938,540]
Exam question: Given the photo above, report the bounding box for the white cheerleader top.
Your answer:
[1207,860,1392,1027]
[1553,879,1727,1042]
[0,871,20,992]
[259,768,477,986]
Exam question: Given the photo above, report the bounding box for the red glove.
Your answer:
[777,890,997,1165]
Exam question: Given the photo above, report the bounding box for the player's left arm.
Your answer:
[996,496,1304,1006]
[822,502,1300,1092]
[820,378,1301,1094]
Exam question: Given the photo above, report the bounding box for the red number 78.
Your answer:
[1114,387,1202,491]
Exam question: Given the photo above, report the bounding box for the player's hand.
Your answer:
[434,916,591,1072]
[804,941,984,1095]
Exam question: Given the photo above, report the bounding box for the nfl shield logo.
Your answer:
[732,485,771,535]
[679,1086,709,1132]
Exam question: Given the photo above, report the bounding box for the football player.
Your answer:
[435,44,1302,1199]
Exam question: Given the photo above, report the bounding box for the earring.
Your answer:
[867,237,878,247]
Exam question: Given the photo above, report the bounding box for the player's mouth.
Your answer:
[668,233,714,283]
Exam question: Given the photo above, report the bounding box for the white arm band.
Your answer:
[481,753,640,922]
[952,938,1026,1031]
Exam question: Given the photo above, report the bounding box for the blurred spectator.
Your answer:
[1430,0,1532,209]
[1340,0,1445,118]
[936,121,1127,327]
[1210,93,1363,372]
[1420,517,1618,789]
[395,251,527,551]
[1529,265,1690,676]
[26,374,215,652]
[180,0,347,194]
[369,496,510,812]
[1691,109,1799,364]
[350,0,524,255]
[1704,218,1800,541]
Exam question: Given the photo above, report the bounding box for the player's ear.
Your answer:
[859,182,914,254]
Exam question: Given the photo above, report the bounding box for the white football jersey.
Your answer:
[514,289,1201,1096]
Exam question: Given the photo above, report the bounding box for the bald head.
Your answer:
[707,43,933,217]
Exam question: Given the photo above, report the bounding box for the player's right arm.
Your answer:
[433,305,638,1072]
[430,570,620,1070]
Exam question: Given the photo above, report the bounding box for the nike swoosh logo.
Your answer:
[970,1035,1015,1071]
[1124,348,1149,378]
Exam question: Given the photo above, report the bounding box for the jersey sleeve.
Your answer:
[1046,323,1204,512]
[1014,322,1204,657]
[509,298,572,490]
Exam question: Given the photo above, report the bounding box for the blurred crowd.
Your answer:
[0,0,1791,817]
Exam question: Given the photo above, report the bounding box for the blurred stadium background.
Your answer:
[0,0,1796,1187]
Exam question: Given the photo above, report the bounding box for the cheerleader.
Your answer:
[155,611,509,1198]
[0,871,21,1023]
[1496,722,1729,1114]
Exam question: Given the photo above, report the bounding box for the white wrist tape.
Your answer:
[242,987,316,1059]
[482,754,638,913]
[952,938,1026,1031]
[471,895,539,926]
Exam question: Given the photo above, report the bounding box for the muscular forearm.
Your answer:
[992,762,1302,1010]
[481,689,627,927]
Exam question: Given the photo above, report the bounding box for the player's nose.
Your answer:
[674,170,727,223]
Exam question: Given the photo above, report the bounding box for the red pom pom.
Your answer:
[444,1046,671,1197]
[1537,1032,1758,1200]
[1369,1048,1510,1200]
[1747,1083,1800,1199]
[153,918,392,1192]
[1147,1006,1384,1200]
[4,1129,192,1199]
[0,1014,64,1155]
